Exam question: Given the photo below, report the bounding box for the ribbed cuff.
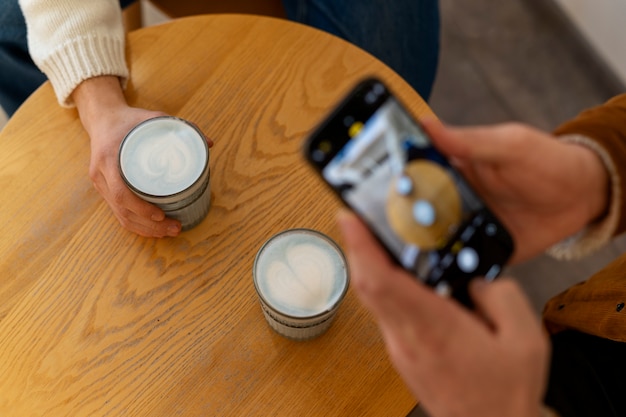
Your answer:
[38,35,129,107]
[547,134,620,260]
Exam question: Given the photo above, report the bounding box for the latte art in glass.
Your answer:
[120,118,206,196]
[119,116,211,230]
[254,228,349,338]
[263,241,342,316]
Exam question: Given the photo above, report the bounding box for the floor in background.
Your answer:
[429,0,619,131]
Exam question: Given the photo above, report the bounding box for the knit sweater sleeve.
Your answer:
[19,0,129,107]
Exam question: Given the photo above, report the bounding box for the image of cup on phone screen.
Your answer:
[303,77,514,306]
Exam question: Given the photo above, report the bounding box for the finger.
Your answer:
[337,210,469,333]
[420,118,515,164]
[469,278,541,338]
[119,209,181,238]
[337,210,410,319]
[97,174,181,237]
[110,193,181,237]
[336,209,397,279]
[100,165,166,222]
[115,187,166,222]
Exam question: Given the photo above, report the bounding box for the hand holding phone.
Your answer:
[303,78,514,306]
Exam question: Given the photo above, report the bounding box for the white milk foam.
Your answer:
[120,118,206,196]
[256,231,347,317]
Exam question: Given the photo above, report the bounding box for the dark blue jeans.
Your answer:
[0,0,47,115]
[0,0,439,116]
[545,330,626,417]
[282,0,440,102]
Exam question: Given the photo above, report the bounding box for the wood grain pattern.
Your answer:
[0,15,432,416]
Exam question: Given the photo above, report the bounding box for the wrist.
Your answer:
[72,76,129,135]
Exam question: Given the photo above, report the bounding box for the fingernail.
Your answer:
[152,212,165,221]
[167,224,180,236]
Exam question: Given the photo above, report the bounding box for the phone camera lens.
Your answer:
[396,175,413,195]
[372,82,385,95]
[457,247,479,273]
[312,149,325,162]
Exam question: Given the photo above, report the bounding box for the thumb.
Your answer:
[420,117,512,164]
[337,209,469,333]
[336,209,397,283]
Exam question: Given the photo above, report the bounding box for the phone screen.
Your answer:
[306,78,513,302]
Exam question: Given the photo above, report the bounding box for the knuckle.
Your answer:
[501,122,529,145]
[490,277,522,299]
[497,277,520,293]
[116,212,132,229]
[504,121,527,133]
[112,189,127,206]
[88,167,99,183]
[148,224,167,238]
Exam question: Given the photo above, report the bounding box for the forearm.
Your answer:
[19,0,128,107]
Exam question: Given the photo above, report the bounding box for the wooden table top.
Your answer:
[0,14,432,416]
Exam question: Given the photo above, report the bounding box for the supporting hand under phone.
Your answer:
[421,118,611,263]
[337,210,549,417]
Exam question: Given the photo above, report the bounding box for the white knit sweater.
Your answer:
[19,0,129,107]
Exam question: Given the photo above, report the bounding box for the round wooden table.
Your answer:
[0,14,432,416]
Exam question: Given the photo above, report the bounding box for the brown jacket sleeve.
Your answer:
[544,94,626,341]
[554,93,626,236]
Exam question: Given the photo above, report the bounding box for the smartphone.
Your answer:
[303,77,514,306]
